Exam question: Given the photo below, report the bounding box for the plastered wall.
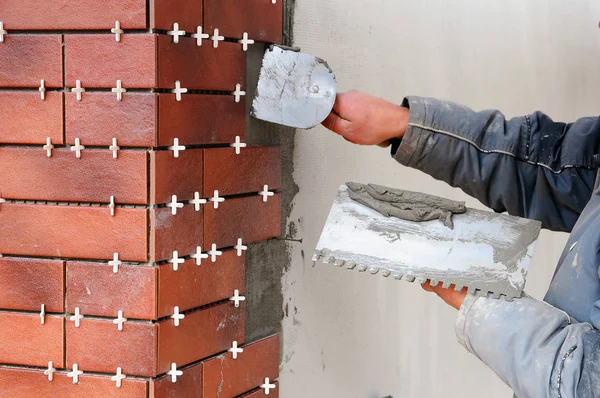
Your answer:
[281,1,600,397]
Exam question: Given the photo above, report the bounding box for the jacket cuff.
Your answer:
[392,96,427,167]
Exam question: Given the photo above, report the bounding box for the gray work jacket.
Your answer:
[392,97,600,398]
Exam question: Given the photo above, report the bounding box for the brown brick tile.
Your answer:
[0,203,148,262]
[204,146,281,196]
[150,361,202,398]
[0,257,64,312]
[0,91,63,145]
[149,0,203,32]
[203,195,281,249]
[156,35,246,91]
[65,34,156,88]
[0,312,64,368]
[66,262,157,319]
[157,301,245,373]
[65,92,156,147]
[0,147,148,204]
[150,206,203,263]
[157,251,244,318]
[203,334,279,398]
[241,383,280,398]
[157,94,245,146]
[0,35,63,87]
[67,318,157,376]
[150,149,203,205]
[0,366,149,398]
[1,0,147,30]
[204,0,283,43]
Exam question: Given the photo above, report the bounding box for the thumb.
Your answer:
[322,110,352,137]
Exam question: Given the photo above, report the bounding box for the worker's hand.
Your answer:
[322,90,409,146]
[421,280,468,310]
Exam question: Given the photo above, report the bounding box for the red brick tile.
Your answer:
[157,94,245,146]
[150,149,203,205]
[150,0,203,32]
[1,0,147,30]
[0,35,63,87]
[0,147,148,204]
[0,257,64,312]
[65,34,156,88]
[66,262,157,319]
[157,301,245,373]
[150,206,203,263]
[150,361,203,398]
[203,195,281,249]
[0,203,148,262]
[0,312,64,368]
[156,35,246,91]
[204,0,283,43]
[0,366,149,398]
[204,146,281,196]
[203,335,279,398]
[241,383,280,398]
[157,251,244,318]
[0,92,63,145]
[67,318,157,376]
[65,92,156,147]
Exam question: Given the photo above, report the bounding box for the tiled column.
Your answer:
[0,1,282,396]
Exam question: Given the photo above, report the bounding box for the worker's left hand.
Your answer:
[421,281,468,310]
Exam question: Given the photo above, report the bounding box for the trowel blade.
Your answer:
[251,45,337,129]
[313,184,542,300]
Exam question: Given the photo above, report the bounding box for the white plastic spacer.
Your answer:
[167,22,186,43]
[168,138,186,158]
[43,137,54,158]
[111,21,124,42]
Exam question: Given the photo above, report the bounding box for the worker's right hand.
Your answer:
[322,90,409,146]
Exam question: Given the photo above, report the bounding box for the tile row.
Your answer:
[0,91,245,146]
[1,34,246,90]
[1,0,283,44]
[0,146,281,204]
[0,194,281,262]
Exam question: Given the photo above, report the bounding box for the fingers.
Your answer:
[322,110,353,138]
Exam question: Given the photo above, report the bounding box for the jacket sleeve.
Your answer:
[391,96,600,232]
[455,294,600,398]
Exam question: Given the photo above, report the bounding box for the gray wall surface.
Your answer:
[280,1,600,397]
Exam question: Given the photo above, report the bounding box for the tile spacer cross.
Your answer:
[167,363,183,383]
[109,252,122,273]
[111,21,124,42]
[190,246,209,266]
[40,304,45,325]
[189,192,207,211]
[171,81,188,101]
[169,250,185,271]
[229,289,245,307]
[167,22,186,43]
[230,136,247,155]
[39,80,46,100]
[43,137,54,158]
[259,185,275,202]
[0,22,6,43]
[72,80,85,101]
[208,243,222,262]
[228,341,243,359]
[112,80,126,101]
[109,138,120,159]
[109,195,116,217]
[233,84,246,103]
[234,238,247,256]
[167,194,184,215]
[191,26,209,46]
[44,361,56,382]
[70,307,84,327]
[70,138,85,158]
[261,377,276,394]
[211,28,224,48]
[239,32,254,51]
[209,190,224,209]
[168,138,186,158]
[171,306,185,327]
[111,367,127,388]
[67,364,83,384]
[113,310,127,331]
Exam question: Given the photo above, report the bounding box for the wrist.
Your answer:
[393,106,409,139]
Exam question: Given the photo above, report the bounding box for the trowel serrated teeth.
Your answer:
[453,284,464,291]
[404,275,416,283]
[369,267,379,275]
[357,265,368,272]
[311,253,319,263]
[490,291,501,300]
[346,262,357,270]
[381,270,391,278]
[393,273,403,280]
[429,278,439,287]
[322,256,334,264]
[415,277,427,284]
[334,259,345,267]
[441,281,452,289]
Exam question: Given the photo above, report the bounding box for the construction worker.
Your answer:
[322,90,600,398]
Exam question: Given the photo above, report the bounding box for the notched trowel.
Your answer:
[313,183,542,300]
[251,45,337,129]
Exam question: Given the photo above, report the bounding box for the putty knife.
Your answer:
[251,45,337,129]
[313,183,542,300]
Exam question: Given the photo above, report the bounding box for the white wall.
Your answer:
[281,1,600,397]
